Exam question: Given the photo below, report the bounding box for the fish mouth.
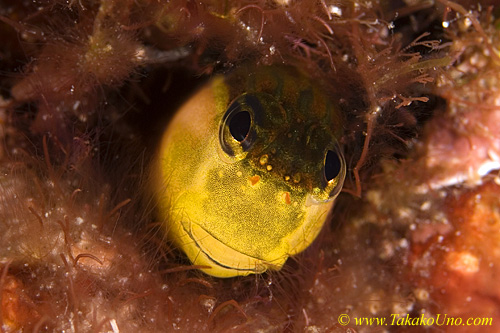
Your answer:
[180,220,269,277]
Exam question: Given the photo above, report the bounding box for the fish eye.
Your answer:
[229,110,251,142]
[219,94,259,160]
[324,149,342,181]
[314,145,345,201]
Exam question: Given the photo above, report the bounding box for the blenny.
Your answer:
[154,66,345,277]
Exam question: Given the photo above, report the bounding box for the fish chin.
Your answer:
[179,219,283,278]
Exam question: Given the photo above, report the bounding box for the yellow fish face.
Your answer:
[155,66,345,277]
